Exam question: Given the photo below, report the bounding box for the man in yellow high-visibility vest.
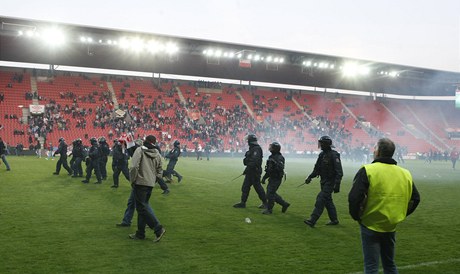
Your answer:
[349,138,420,274]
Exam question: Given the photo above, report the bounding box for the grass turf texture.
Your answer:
[0,156,459,273]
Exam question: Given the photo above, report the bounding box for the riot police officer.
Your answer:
[164,140,183,183]
[98,136,110,180]
[82,137,102,184]
[261,141,290,214]
[71,138,84,177]
[111,139,129,188]
[53,137,72,175]
[233,134,267,209]
[304,136,343,227]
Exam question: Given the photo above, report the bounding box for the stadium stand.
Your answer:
[0,67,459,158]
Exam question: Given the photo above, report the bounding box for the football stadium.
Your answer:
[1,7,460,274]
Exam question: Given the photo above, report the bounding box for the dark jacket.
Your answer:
[243,143,263,176]
[0,140,6,155]
[165,146,181,162]
[55,141,68,156]
[88,144,101,160]
[99,142,110,158]
[308,148,343,186]
[72,144,84,158]
[262,152,285,180]
[112,143,127,164]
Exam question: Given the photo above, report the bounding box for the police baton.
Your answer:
[228,173,244,183]
[297,182,307,188]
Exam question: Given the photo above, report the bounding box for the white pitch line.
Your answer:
[186,175,220,183]
[347,258,460,274]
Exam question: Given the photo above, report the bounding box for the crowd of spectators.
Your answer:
[4,72,444,156]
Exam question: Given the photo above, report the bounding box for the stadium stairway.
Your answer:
[406,104,450,150]
[106,81,118,109]
[235,90,254,118]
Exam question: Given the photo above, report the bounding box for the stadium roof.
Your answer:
[1,16,460,96]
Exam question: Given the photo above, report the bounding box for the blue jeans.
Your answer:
[121,187,155,225]
[132,185,162,238]
[360,224,398,274]
[1,154,10,170]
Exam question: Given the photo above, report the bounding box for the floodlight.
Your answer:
[26,30,34,37]
[119,37,130,49]
[342,62,359,77]
[305,61,312,67]
[215,50,222,57]
[228,52,235,58]
[237,53,242,58]
[42,27,66,46]
[147,40,163,54]
[254,55,260,61]
[165,42,178,54]
[18,30,23,36]
[248,54,253,60]
[359,66,370,75]
[130,38,144,52]
[267,56,273,62]
[389,71,398,77]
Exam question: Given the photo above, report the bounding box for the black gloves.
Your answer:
[305,177,312,184]
[334,184,340,193]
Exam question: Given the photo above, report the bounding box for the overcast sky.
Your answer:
[2,0,460,72]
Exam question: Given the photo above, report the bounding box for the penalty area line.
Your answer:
[348,258,460,274]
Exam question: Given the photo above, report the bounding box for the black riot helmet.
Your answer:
[174,140,180,147]
[58,137,65,143]
[269,141,281,153]
[98,136,106,143]
[246,134,258,145]
[90,137,98,145]
[318,136,333,150]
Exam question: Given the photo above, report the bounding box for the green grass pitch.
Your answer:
[0,155,459,273]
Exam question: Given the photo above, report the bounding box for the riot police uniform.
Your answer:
[233,134,267,208]
[111,139,129,188]
[164,140,183,183]
[53,137,72,175]
[82,137,102,184]
[304,136,343,227]
[98,137,110,180]
[71,139,84,177]
[261,142,290,214]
